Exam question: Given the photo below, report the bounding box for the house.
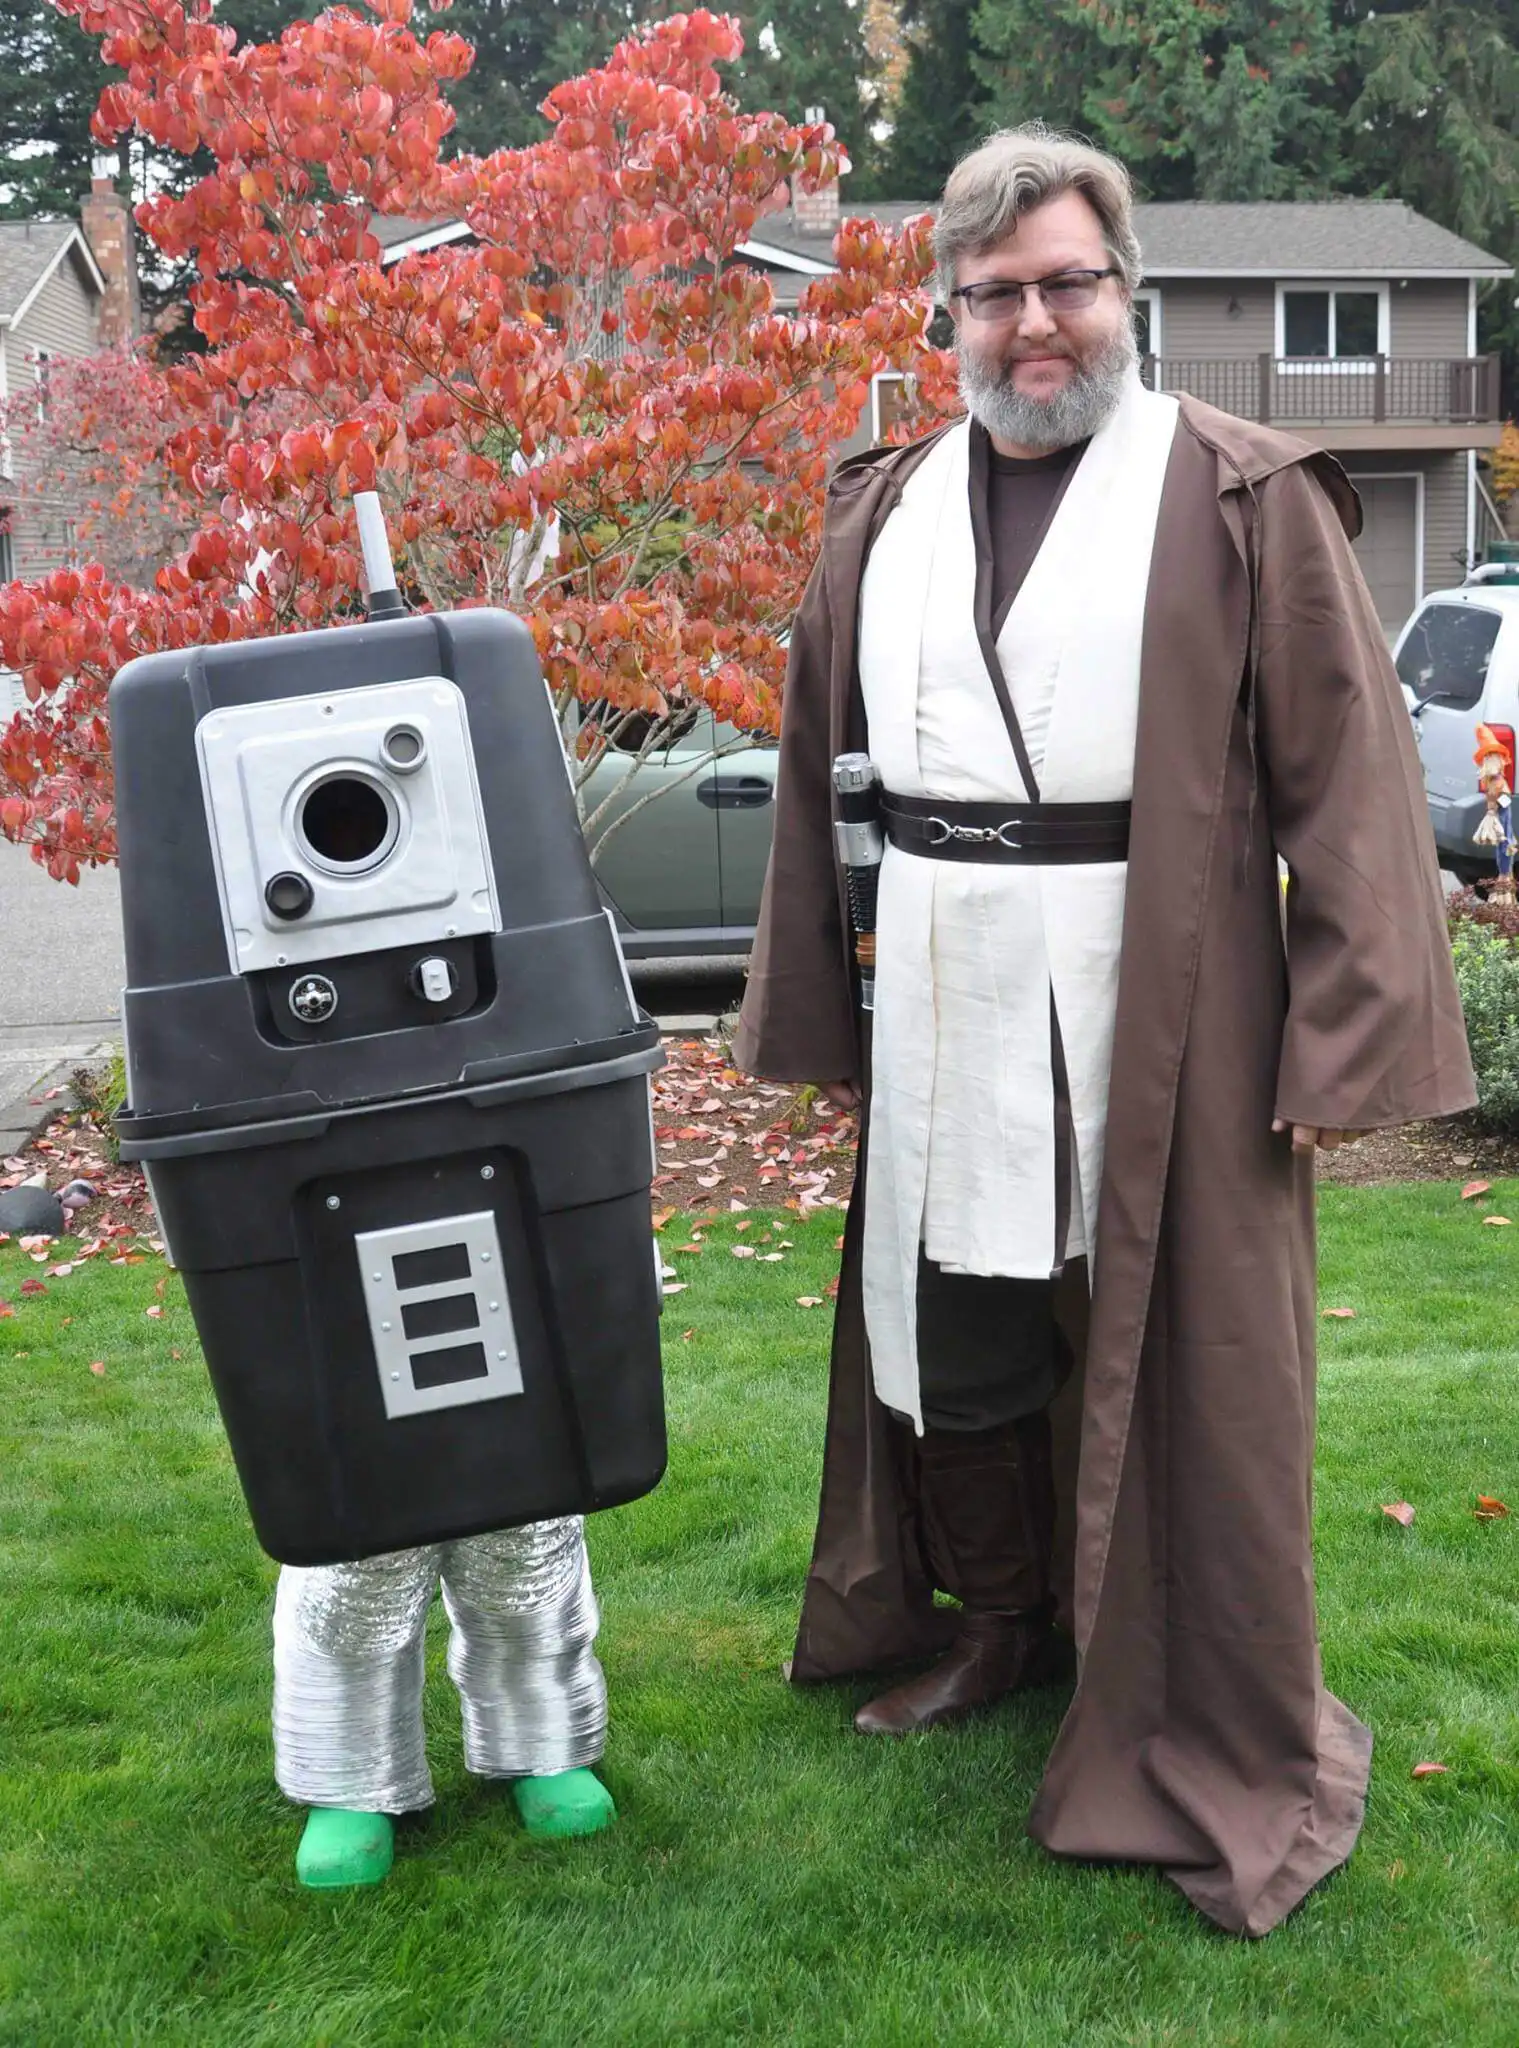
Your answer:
[742,192,1514,637]
[0,178,140,717]
[377,190,1511,635]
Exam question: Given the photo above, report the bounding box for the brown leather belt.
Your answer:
[882,794,1132,865]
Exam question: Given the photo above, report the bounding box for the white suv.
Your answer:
[1398,567,1519,882]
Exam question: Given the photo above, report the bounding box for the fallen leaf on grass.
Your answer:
[652,1207,676,1232]
[1411,1762,1449,1779]
[144,1304,164,1319]
[1322,1307,1356,1320]
[45,1263,74,1279]
[17,1235,55,1253]
[759,1252,785,1262]
[661,1282,688,1296]
[18,1279,45,1297]
[89,1360,105,1377]
[1474,1495,1510,1520]
[730,1245,756,1259]
[680,1328,695,1342]
[0,1301,13,1318]
[1387,1860,1406,1882]
[672,1242,704,1254]
[1381,1502,1416,1526]
[1483,1216,1512,1228]
[796,1295,824,1308]
[734,1219,752,1232]
[1461,1180,1492,1201]
[824,1276,840,1300]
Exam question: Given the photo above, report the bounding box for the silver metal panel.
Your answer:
[355,1208,525,1420]
[196,677,501,976]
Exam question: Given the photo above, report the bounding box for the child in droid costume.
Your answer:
[274,1518,612,1887]
[111,496,666,1891]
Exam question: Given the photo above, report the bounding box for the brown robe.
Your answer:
[731,395,1476,1936]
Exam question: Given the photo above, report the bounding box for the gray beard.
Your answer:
[956,322,1138,452]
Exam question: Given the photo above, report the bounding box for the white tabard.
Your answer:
[858,375,1180,1429]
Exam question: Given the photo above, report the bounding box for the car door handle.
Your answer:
[697,776,774,810]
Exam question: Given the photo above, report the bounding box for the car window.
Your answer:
[1396,603,1504,709]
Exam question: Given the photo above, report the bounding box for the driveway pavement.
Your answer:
[0,839,123,1150]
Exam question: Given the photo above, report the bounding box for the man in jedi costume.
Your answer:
[732,126,1475,1936]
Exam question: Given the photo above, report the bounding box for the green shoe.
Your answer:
[512,1768,616,1841]
[295,1807,395,1889]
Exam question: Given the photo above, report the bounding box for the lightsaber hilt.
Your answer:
[832,751,883,1012]
[354,490,407,621]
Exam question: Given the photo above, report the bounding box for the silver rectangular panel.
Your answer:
[354,1209,525,1420]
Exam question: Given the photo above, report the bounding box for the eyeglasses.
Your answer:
[948,268,1122,323]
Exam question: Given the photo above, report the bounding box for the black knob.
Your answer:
[265,871,314,920]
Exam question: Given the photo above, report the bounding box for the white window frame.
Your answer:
[1344,468,1426,613]
[870,369,913,445]
[1274,281,1389,371]
[1131,288,1162,359]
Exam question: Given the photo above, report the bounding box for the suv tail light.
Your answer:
[1480,725,1516,790]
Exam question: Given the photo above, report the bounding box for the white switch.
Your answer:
[417,956,455,1002]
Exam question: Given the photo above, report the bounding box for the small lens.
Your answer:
[383,724,424,767]
[299,774,396,869]
[265,871,314,920]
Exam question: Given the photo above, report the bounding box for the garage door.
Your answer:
[1349,475,1419,636]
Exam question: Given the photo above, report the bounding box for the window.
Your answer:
[870,369,914,445]
[1131,290,1161,359]
[0,518,13,584]
[1395,602,1503,709]
[1277,285,1387,361]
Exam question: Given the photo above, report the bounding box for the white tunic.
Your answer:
[858,376,1179,1429]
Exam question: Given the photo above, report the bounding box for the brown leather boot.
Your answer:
[854,1411,1061,1737]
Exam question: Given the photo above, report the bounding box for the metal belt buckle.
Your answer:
[995,820,1023,850]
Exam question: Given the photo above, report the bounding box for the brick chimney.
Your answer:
[792,106,842,237]
[81,157,141,346]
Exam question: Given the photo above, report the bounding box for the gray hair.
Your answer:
[933,125,1143,304]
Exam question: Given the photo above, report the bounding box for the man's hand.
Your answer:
[1271,1119,1368,1154]
[820,1080,861,1111]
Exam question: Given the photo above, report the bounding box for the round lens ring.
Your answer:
[381,723,427,774]
[265,870,315,921]
[297,772,398,873]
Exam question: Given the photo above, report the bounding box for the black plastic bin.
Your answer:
[111,605,667,1565]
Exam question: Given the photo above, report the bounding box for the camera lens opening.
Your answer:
[381,723,426,772]
[298,773,398,872]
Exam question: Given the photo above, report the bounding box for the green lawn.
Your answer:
[2,1188,1519,2046]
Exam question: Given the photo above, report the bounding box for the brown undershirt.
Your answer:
[986,438,1088,636]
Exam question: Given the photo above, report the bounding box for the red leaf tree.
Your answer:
[0,1,957,881]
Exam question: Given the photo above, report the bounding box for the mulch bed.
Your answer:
[1313,1116,1519,1188]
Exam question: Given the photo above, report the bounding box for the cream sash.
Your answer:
[858,376,1179,1428]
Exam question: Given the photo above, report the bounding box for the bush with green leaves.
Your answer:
[1450,923,1519,1134]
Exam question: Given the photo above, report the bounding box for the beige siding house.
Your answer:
[741,195,1512,637]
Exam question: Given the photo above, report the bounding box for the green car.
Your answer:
[580,710,778,959]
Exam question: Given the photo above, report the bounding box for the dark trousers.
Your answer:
[915,1249,1068,1431]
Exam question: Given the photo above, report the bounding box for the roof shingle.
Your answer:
[0,222,87,321]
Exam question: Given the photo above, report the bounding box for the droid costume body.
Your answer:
[110,500,666,1886]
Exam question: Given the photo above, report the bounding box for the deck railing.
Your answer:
[1141,354,1501,427]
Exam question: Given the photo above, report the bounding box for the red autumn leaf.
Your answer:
[1381,1501,1416,1526]
[1411,1762,1449,1778]
[0,1300,13,1317]
[89,1360,106,1377]
[1461,1180,1492,1200]
[18,1278,45,1296]
[1474,1495,1510,1520]
[144,1304,164,1319]
[824,1275,840,1299]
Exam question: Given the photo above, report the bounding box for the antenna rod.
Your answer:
[354,490,407,620]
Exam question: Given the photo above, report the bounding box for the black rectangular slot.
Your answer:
[393,1242,472,1290]
[410,1341,491,1389]
[402,1292,481,1341]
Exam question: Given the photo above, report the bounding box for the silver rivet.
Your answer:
[480,1165,495,1181]
[372,1272,383,1282]
[497,1350,508,1360]
[479,1251,492,1263]
[381,1321,392,1332]
[488,1301,499,1312]
[446,925,457,937]
[325,1195,341,1210]
[390,1371,400,1382]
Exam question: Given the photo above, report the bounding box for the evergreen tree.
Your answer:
[726,0,881,187]
[878,0,988,198]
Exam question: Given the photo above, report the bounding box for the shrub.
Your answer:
[1447,883,1519,942]
[71,1048,127,1161]
[1450,923,1519,1134]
